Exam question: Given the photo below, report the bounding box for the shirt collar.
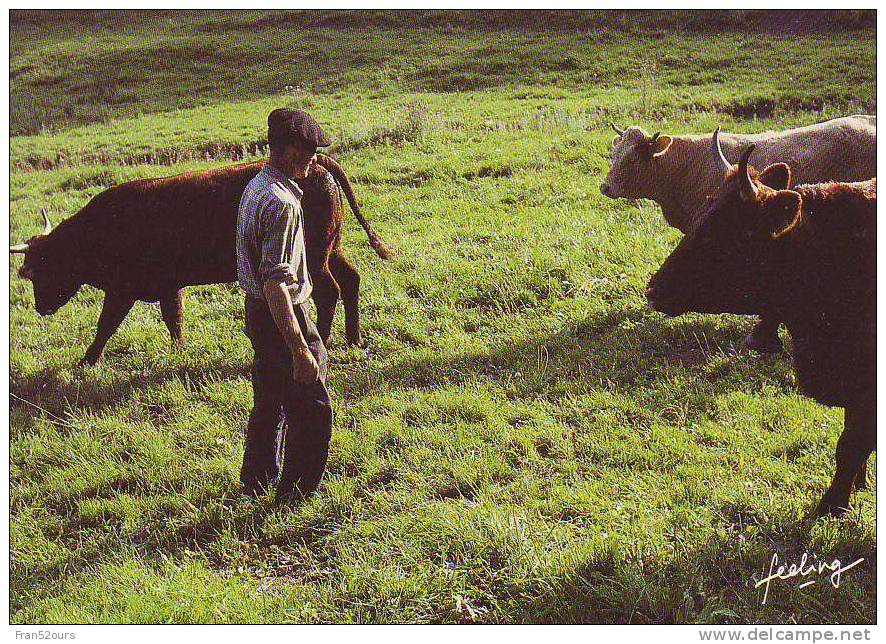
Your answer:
[263,162,304,198]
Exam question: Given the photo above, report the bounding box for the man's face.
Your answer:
[286,138,317,178]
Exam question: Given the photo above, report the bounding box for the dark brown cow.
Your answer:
[645,146,875,517]
[10,154,391,364]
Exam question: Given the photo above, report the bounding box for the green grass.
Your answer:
[9,10,876,624]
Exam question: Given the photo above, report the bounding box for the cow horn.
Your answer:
[711,127,731,173]
[738,144,758,201]
[41,208,52,235]
[10,208,53,253]
[610,122,626,136]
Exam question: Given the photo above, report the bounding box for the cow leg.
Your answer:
[815,402,875,517]
[329,251,362,346]
[81,293,136,365]
[160,289,185,344]
[310,265,340,347]
[745,316,783,354]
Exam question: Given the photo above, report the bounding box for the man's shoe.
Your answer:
[241,474,277,498]
[276,478,323,505]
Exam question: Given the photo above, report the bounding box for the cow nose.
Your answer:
[644,287,657,301]
[600,183,610,196]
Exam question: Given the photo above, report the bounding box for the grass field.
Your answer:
[9,10,877,624]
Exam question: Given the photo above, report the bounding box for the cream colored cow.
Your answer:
[601,115,876,233]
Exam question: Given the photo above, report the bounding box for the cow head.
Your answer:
[645,129,798,317]
[600,124,673,199]
[10,209,82,315]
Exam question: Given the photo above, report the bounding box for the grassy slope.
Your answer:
[9,11,876,624]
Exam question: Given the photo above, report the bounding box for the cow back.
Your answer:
[665,116,876,232]
[78,162,263,299]
[782,179,876,407]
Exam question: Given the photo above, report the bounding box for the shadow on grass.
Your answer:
[340,307,793,425]
[10,357,250,433]
[9,488,338,616]
[511,508,876,624]
[12,306,792,435]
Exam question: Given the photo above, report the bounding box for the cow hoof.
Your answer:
[78,354,101,367]
[347,336,365,348]
[745,333,784,354]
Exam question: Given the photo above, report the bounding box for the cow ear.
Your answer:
[764,190,802,239]
[758,163,791,190]
[650,135,672,158]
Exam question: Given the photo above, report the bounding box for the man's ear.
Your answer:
[650,135,672,158]
[758,163,792,190]
[765,190,802,239]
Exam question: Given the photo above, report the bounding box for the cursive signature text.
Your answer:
[754,552,865,605]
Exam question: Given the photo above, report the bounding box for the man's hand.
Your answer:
[291,343,320,384]
[263,279,317,382]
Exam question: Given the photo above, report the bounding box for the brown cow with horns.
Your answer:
[10,154,391,365]
[646,134,875,517]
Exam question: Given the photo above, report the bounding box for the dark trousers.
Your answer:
[241,296,333,502]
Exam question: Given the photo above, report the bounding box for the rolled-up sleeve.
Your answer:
[258,198,299,287]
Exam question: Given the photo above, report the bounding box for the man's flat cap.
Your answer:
[267,108,331,147]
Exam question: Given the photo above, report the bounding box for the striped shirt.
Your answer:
[236,163,313,304]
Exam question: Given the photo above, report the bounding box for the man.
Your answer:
[236,107,334,503]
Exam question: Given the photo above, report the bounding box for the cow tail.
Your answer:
[314,154,393,260]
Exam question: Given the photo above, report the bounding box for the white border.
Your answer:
[3,2,881,639]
